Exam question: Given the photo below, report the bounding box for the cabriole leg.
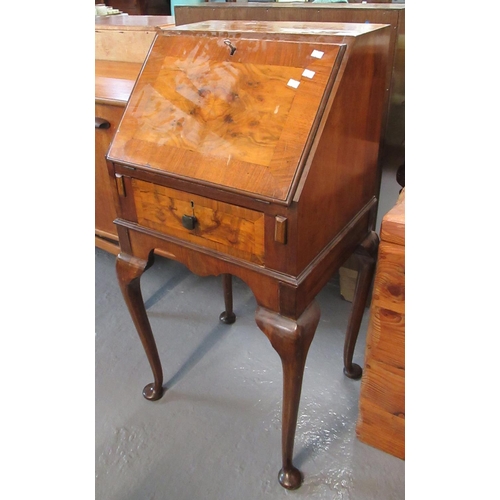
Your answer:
[343,231,379,379]
[255,301,321,490]
[116,252,164,401]
[219,273,236,324]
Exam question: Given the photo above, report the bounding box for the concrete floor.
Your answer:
[95,151,404,499]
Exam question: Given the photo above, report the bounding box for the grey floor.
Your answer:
[95,152,404,500]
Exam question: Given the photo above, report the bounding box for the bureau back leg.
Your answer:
[219,273,236,324]
[343,231,379,379]
[255,301,320,490]
[116,252,164,401]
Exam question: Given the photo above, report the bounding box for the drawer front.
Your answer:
[132,179,265,265]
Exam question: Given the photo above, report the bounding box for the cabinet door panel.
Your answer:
[95,103,125,240]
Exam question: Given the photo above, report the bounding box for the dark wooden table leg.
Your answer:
[219,273,236,324]
[255,301,320,490]
[343,231,379,379]
[116,252,164,401]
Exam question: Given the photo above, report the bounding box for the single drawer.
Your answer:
[132,179,265,265]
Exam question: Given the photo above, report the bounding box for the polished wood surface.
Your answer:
[255,300,320,489]
[132,179,266,263]
[108,20,391,489]
[95,60,142,105]
[108,34,343,203]
[356,189,405,460]
[174,3,405,149]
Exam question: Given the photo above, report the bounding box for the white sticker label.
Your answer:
[302,69,315,79]
[287,79,300,89]
[311,50,324,59]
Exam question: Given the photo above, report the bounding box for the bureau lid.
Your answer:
[107,24,346,204]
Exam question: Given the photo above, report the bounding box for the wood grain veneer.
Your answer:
[107,20,392,489]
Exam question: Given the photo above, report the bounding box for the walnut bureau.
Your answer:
[106,20,390,489]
